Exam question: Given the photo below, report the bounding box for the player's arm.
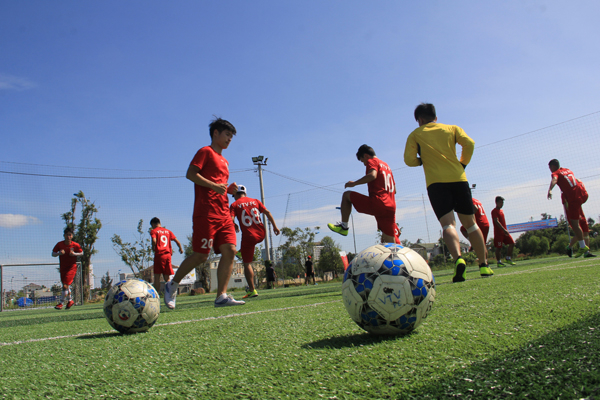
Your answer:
[70,246,83,257]
[186,164,228,195]
[345,169,377,188]
[494,217,509,235]
[404,135,422,167]
[547,175,558,199]
[456,127,475,167]
[52,248,63,257]
[173,237,183,254]
[151,236,157,253]
[263,209,280,235]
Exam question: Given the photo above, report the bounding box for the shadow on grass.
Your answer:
[303,330,417,349]
[407,311,600,399]
[76,332,123,340]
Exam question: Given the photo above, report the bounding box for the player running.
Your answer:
[230,184,280,298]
[491,196,516,266]
[328,144,399,244]
[547,159,595,257]
[51,227,83,310]
[163,117,245,309]
[460,198,490,258]
[404,103,491,282]
[150,217,183,294]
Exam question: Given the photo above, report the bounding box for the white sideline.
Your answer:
[0,300,339,347]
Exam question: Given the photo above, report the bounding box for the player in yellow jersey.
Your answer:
[404,103,491,282]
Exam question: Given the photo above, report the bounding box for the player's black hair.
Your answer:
[414,103,436,122]
[356,144,376,161]
[209,117,237,139]
[64,227,73,235]
[150,217,160,226]
[548,159,560,168]
[495,196,504,202]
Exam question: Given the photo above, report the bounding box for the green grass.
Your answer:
[1,258,599,399]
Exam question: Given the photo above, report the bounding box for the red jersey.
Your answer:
[366,158,396,209]
[472,198,489,228]
[151,227,176,256]
[552,167,584,201]
[491,208,507,233]
[190,146,231,219]
[53,240,82,269]
[230,197,267,241]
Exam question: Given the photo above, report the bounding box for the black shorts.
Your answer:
[427,182,474,220]
[306,270,314,277]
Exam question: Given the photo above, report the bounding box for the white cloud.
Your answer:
[0,73,36,91]
[0,214,41,228]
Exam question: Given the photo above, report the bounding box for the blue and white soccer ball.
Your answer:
[103,279,160,334]
[342,243,435,335]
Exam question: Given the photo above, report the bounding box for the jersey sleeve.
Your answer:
[455,126,475,166]
[190,147,208,170]
[256,200,267,214]
[52,243,60,253]
[230,203,236,218]
[404,133,421,167]
[74,243,83,253]
[169,230,176,241]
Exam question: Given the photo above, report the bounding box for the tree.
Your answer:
[61,190,102,302]
[279,226,319,279]
[50,283,62,296]
[183,234,215,292]
[317,236,344,274]
[111,219,153,277]
[100,271,113,291]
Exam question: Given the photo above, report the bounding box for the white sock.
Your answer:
[341,222,349,229]
[579,240,586,248]
[216,293,227,301]
[62,290,69,303]
[170,281,179,292]
[506,256,511,260]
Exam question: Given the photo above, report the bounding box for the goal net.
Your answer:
[1,262,83,312]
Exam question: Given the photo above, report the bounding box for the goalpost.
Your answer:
[0,262,83,312]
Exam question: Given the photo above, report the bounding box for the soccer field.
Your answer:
[1,258,599,399]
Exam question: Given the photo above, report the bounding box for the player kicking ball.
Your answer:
[163,117,245,309]
[150,217,183,294]
[491,196,516,266]
[547,159,595,258]
[230,184,280,299]
[328,145,399,244]
[51,228,83,310]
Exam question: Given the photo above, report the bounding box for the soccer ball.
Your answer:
[103,279,160,333]
[342,243,435,335]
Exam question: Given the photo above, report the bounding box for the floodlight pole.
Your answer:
[253,156,271,261]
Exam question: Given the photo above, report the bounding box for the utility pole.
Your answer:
[252,156,271,261]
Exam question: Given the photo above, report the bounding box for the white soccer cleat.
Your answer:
[163,281,177,309]
[214,294,246,307]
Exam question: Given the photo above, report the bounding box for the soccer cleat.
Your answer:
[575,245,590,258]
[214,294,246,307]
[327,222,348,236]
[584,251,597,258]
[452,257,466,283]
[480,265,494,277]
[565,246,573,258]
[497,261,505,267]
[236,251,243,260]
[54,303,63,310]
[242,289,258,299]
[163,281,177,309]
[505,259,516,266]
[66,300,75,309]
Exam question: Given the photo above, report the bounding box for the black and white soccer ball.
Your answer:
[342,243,435,335]
[103,279,160,333]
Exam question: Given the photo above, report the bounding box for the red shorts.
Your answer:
[240,233,264,264]
[192,216,237,254]
[563,190,588,223]
[349,192,396,238]
[494,232,514,248]
[154,253,174,276]
[60,264,78,286]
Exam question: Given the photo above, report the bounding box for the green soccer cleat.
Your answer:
[328,222,348,236]
[480,265,494,277]
[575,245,590,258]
[452,257,466,283]
[505,259,516,266]
[584,251,597,258]
[235,251,243,260]
[565,246,573,258]
[497,261,505,267]
[242,289,258,299]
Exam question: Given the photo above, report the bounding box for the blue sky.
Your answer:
[2,1,600,287]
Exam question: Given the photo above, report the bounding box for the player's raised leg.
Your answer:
[214,243,245,306]
[328,191,352,236]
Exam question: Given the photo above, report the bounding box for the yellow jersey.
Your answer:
[404,123,474,187]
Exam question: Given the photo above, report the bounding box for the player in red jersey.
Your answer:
[328,144,399,244]
[150,217,183,293]
[547,159,594,257]
[460,198,490,258]
[163,117,245,309]
[491,196,516,266]
[230,185,280,298]
[51,228,83,310]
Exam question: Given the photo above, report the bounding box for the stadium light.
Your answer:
[336,207,357,254]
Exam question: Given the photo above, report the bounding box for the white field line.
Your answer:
[0,300,340,347]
